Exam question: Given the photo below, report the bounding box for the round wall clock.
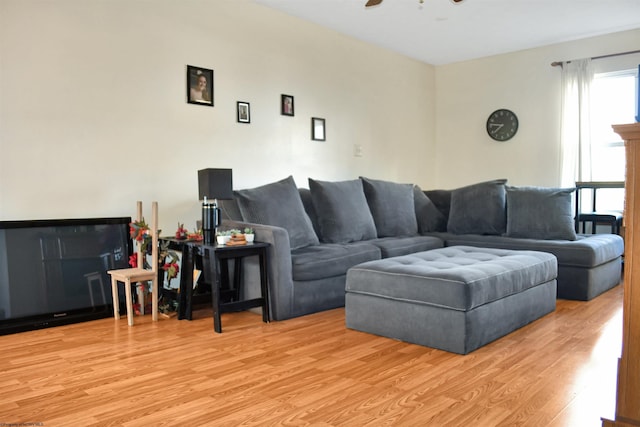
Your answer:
[486,109,518,141]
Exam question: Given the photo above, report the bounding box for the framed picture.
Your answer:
[312,117,326,141]
[237,102,250,123]
[281,94,294,116]
[187,65,214,107]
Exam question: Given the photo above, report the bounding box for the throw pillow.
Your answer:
[505,186,577,240]
[447,179,508,235]
[235,176,319,250]
[414,185,448,233]
[218,198,242,221]
[360,177,418,237]
[308,178,377,244]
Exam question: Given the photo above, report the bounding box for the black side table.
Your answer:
[162,239,270,333]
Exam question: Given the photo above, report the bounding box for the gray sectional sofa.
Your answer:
[220,176,624,321]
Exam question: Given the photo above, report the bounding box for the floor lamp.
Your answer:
[198,168,233,245]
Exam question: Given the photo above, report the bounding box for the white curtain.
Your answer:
[560,58,594,187]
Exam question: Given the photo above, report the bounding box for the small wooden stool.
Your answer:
[108,201,159,326]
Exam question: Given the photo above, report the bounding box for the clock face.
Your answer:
[486,109,518,141]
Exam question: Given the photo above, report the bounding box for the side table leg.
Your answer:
[205,248,223,333]
[259,251,270,323]
[233,258,242,301]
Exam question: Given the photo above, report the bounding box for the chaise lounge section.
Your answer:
[439,233,622,300]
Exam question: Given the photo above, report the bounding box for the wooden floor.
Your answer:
[0,283,623,427]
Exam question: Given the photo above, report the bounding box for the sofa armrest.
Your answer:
[221,219,294,320]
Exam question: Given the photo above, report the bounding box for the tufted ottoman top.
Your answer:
[346,246,558,311]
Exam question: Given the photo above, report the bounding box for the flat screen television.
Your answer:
[0,217,131,335]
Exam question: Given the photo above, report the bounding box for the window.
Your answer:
[590,69,638,181]
[586,68,638,212]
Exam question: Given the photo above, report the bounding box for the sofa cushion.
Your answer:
[368,235,444,258]
[291,242,381,281]
[235,176,319,250]
[360,177,418,237]
[414,185,447,233]
[308,178,377,244]
[506,186,577,240]
[447,179,507,235]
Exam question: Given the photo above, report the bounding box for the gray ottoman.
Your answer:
[345,246,558,354]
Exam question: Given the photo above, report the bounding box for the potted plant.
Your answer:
[216,230,232,245]
[243,227,255,243]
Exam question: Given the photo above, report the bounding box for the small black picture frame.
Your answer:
[281,94,294,116]
[187,65,214,107]
[312,117,326,141]
[237,102,250,123]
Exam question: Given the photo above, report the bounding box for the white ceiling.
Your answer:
[252,0,640,65]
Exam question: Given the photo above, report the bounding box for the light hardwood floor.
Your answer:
[0,282,623,426]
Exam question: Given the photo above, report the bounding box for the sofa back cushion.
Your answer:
[360,177,418,237]
[414,185,448,233]
[235,176,319,250]
[505,186,577,240]
[308,178,377,244]
[424,189,452,221]
[298,187,322,237]
[447,179,508,235]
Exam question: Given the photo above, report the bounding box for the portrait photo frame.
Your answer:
[187,65,214,107]
[311,117,326,141]
[281,94,294,116]
[237,101,250,124]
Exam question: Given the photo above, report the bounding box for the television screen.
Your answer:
[0,217,131,334]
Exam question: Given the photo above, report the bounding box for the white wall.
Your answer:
[434,29,640,189]
[0,0,436,232]
[1,0,639,233]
